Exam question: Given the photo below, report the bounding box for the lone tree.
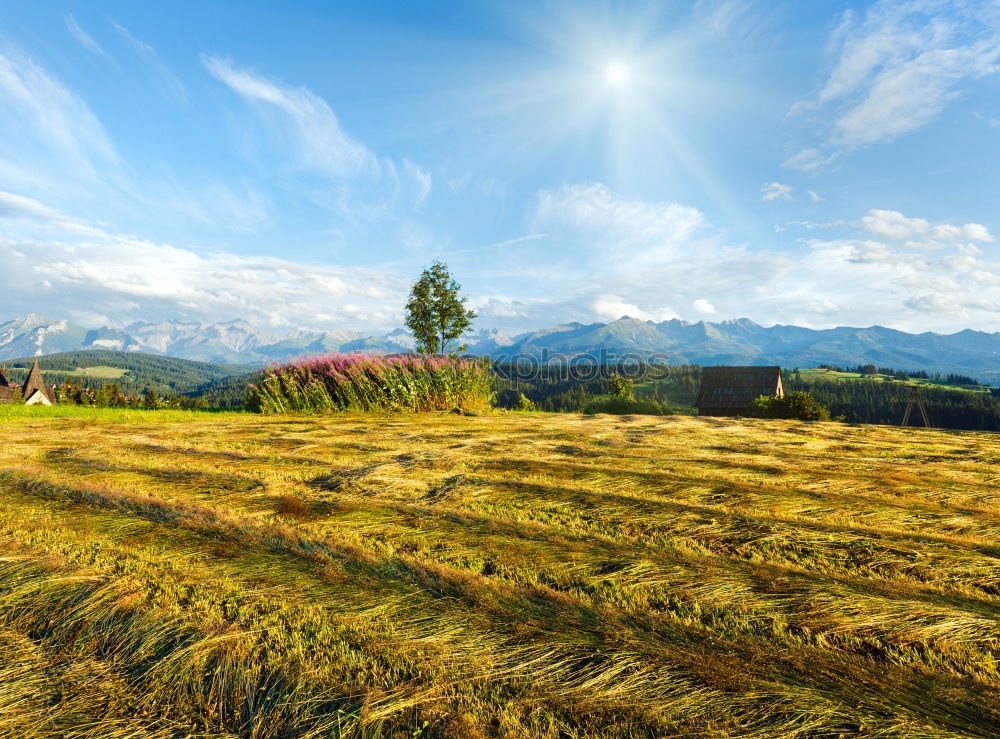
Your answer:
[608,372,634,401]
[404,261,477,355]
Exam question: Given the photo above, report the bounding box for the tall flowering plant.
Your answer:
[247,353,493,414]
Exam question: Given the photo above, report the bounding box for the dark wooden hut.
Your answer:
[21,358,55,406]
[697,366,783,416]
[0,366,15,405]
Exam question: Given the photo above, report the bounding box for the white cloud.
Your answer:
[404,160,432,204]
[111,20,186,102]
[0,230,406,331]
[804,299,838,315]
[0,191,61,221]
[0,190,105,237]
[532,182,703,257]
[788,0,1000,166]
[782,147,836,171]
[693,0,774,45]
[760,181,793,201]
[514,184,1000,332]
[591,295,677,322]
[808,190,824,203]
[509,183,763,327]
[904,294,963,313]
[0,48,272,236]
[7,182,1000,336]
[862,209,994,242]
[0,49,120,183]
[65,15,112,62]
[202,55,430,208]
[203,55,374,179]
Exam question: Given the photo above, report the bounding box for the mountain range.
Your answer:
[3,314,1000,381]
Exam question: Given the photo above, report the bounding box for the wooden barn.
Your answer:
[21,358,55,406]
[0,366,15,405]
[697,366,783,416]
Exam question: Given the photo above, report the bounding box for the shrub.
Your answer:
[749,391,831,421]
[584,396,668,416]
[247,353,494,415]
[513,393,536,411]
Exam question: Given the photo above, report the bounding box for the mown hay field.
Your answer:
[0,406,999,738]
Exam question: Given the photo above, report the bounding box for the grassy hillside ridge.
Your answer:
[0,408,998,736]
[68,365,131,379]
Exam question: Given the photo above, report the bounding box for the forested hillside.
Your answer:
[3,351,257,399]
[790,376,1000,430]
[497,362,1000,431]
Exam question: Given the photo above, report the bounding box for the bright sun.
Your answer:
[605,62,630,86]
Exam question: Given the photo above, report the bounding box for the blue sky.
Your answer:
[1,0,999,334]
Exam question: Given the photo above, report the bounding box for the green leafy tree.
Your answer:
[141,388,162,410]
[95,383,128,408]
[405,261,476,355]
[608,372,634,400]
[62,378,93,406]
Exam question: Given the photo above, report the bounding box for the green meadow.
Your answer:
[1,406,998,737]
[69,365,133,379]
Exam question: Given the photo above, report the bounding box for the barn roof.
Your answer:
[22,358,55,404]
[697,366,782,410]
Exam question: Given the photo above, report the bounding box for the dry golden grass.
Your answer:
[0,406,999,737]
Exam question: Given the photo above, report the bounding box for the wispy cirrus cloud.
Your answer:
[0,48,269,235]
[202,55,430,209]
[0,47,120,185]
[0,190,104,237]
[786,0,1000,169]
[111,20,186,102]
[692,0,779,46]
[531,181,703,260]
[64,15,113,62]
[203,55,374,178]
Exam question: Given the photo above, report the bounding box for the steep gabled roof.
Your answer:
[697,366,782,410]
[22,358,55,404]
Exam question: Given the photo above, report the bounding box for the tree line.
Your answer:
[818,364,990,388]
[494,362,1000,430]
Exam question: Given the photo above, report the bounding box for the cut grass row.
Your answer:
[0,408,999,736]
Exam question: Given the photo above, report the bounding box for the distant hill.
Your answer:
[1,350,257,399]
[3,313,1000,381]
